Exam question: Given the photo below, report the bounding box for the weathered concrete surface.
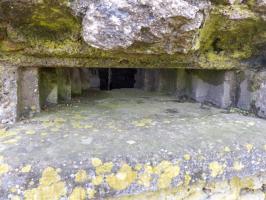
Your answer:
[1,0,266,69]
[18,67,40,119]
[236,69,266,118]
[39,68,58,106]
[143,69,159,91]
[189,70,236,109]
[57,68,72,103]
[0,89,265,199]
[0,66,19,124]
[71,68,83,96]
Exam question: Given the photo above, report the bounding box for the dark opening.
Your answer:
[99,68,137,90]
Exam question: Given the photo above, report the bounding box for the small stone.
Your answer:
[126,140,136,145]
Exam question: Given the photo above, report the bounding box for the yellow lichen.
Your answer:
[69,187,87,200]
[92,176,103,186]
[0,129,17,141]
[0,163,9,176]
[144,165,154,174]
[91,158,102,167]
[240,177,255,189]
[154,161,172,175]
[224,146,231,152]
[10,195,20,200]
[87,188,96,199]
[138,173,151,187]
[3,136,21,144]
[245,143,253,153]
[24,167,66,200]
[134,164,143,171]
[10,187,17,193]
[138,165,153,187]
[157,164,180,189]
[184,154,191,161]
[21,165,32,173]
[209,162,224,177]
[96,162,114,175]
[75,170,88,183]
[133,118,153,127]
[184,173,192,186]
[106,164,137,190]
[233,161,244,171]
[25,130,35,135]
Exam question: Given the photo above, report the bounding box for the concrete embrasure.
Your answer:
[0,89,265,199]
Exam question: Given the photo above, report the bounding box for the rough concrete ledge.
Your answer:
[0,90,265,199]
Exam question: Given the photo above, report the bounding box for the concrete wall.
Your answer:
[236,70,266,118]
[2,66,266,123]
[188,70,236,108]
[0,66,19,124]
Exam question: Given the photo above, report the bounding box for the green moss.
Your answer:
[199,52,238,69]
[0,40,25,52]
[196,5,266,68]
[1,2,266,70]
[15,1,81,41]
[199,14,259,58]
[246,0,256,8]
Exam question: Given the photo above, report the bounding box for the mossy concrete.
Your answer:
[0,89,265,199]
[0,1,266,69]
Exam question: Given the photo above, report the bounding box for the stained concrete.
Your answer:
[0,89,265,199]
[57,68,71,103]
[18,67,40,118]
[39,68,58,106]
[0,66,19,124]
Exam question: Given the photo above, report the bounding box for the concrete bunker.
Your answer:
[1,66,266,124]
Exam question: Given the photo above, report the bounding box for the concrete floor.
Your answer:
[0,89,266,199]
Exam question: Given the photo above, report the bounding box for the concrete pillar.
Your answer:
[134,69,145,89]
[18,67,40,118]
[143,69,160,91]
[158,69,177,93]
[71,68,82,96]
[176,69,189,98]
[0,65,19,124]
[189,70,236,108]
[80,68,91,91]
[57,68,71,103]
[40,68,58,106]
[88,69,100,89]
[190,71,210,102]
[222,71,237,108]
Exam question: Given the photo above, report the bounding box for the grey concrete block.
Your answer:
[143,69,160,91]
[57,68,71,102]
[189,70,236,108]
[158,69,177,94]
[236,70,254,111]
[71,68,82,96]
[40,68,58,106]
[18,67,40,118]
